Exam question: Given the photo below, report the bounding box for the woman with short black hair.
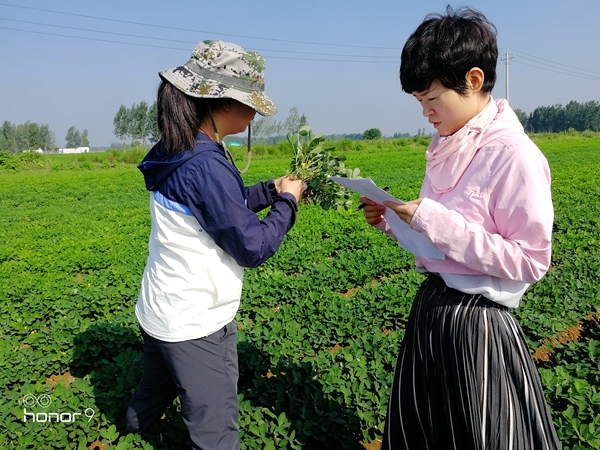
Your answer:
[360,7,561,449]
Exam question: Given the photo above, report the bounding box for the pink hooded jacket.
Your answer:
[378,99,553,307]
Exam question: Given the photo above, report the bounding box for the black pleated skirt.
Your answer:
[381,274,562,450]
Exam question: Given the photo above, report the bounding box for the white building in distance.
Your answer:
[58,147,90,154]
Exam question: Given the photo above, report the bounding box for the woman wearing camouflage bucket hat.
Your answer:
[125,40,306,449]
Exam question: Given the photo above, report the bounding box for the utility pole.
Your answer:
[501,48,514,103]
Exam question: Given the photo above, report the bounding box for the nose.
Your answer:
[422,104,433,117]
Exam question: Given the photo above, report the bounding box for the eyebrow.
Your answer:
[413,88,433,99]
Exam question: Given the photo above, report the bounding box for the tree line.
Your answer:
[251,106,308,141]
[111,104,309,147]
[0,121,91,154]
[1,99,597,155]
[65,126,90,148]
[113,102,159,147]
[515,100,600,133]
[0,121,55,154]
[109,99,600,147]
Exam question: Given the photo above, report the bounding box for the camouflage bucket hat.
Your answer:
[159,40,277,116]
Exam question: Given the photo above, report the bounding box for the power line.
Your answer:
[0,18,399,60]
[2,3,598,75]
[508,48,600,76]
[1,17,194,45]
[0,26,190,52]
[512,59,600,81]
[0,26,398,63]
[0,2,402,51]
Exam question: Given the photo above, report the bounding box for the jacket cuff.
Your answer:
[410,197,437,234]
[266,179,278,200]
[276,192,298,210]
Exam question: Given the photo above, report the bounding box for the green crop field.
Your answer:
[0,134,599,449]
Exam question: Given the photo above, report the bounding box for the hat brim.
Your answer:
[159,66,277,117]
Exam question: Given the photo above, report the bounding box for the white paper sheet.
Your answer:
[329,176,445,259]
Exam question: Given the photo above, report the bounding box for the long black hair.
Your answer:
[156,79,228,153]
[400,6,498,95]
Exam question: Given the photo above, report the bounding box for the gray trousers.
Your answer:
[126,322,240,450]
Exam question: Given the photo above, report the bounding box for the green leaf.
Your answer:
[298,125,310,136]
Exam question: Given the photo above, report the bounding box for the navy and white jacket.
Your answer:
[135,133,298,342]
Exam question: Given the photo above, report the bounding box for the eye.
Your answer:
[427,97,437,102]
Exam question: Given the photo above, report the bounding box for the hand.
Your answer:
[383,198,422,224]
[274,176,286,194]
[280,177,307,203]
[358,196,386,226]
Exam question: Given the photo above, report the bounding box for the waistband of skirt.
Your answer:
[422,272,508,310]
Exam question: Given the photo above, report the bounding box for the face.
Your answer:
[229,101,257,135]
[413,79,485,137]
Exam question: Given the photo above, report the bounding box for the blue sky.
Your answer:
[1,0,599,147]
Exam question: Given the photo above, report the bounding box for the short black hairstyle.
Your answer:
[400,6,498,95]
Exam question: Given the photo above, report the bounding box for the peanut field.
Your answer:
[0,134,599,449]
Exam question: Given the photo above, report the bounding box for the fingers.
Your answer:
[274,176,285,194]
[358,196,378,206]
[300,180,308,193]
[358,197,385,225]
[382,200,403,211]
[280,177,302,190]
[364,212,384,226]
[382,200,420,224]
[280,177,306,203]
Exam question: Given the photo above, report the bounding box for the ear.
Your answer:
[465,67,485,92]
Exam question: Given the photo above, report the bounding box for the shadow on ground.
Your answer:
[71,323,364,449]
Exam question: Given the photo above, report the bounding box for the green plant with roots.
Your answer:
[287,125,361,210]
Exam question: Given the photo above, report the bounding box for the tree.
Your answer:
[251,106,308,143]
[0,121,56,153]
[113,105,130,148]
[526,101,600,133]
[38,124,56,151]
[1,122,10,152]
[281,107,309,136]
[147,102,160,144]
[81,129,90,147]
[129,102,149,145]
[0,121,15,153]
[582,100,600,132]
[362,128,382,140]
[252,116,282,140]
[25,121,42,150]
[513,109,528,130]
[65,126,82,147]
[14,124,30,152]
[570,100,600,132]
[1,121,12,141]
[564,101,578,131]
[283,106,302,135]
[299,114,308,127]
